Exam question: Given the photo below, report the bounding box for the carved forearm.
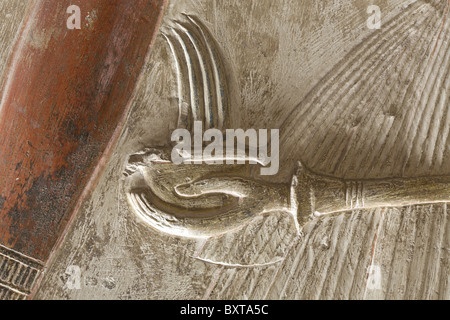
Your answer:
[294,163,450,222]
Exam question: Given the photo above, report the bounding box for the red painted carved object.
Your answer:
[0,0,167,299]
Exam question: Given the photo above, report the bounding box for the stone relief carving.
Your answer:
[123,0,450,253]
[0,244,42,300]
[162,14,231,131]
[28,0,450,300]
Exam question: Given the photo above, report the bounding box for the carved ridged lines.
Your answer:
[0,244,43,300]
[198,212,298,300]
[269,209,383,299]
[200,203,449,299]
[163,15,229,131]
[272,204,450,300]
[345,181,364,208]
[280,0,450,181]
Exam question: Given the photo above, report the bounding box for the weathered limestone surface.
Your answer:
[1,0,448,300]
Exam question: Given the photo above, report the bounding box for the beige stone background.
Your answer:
[1,0,448,299]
